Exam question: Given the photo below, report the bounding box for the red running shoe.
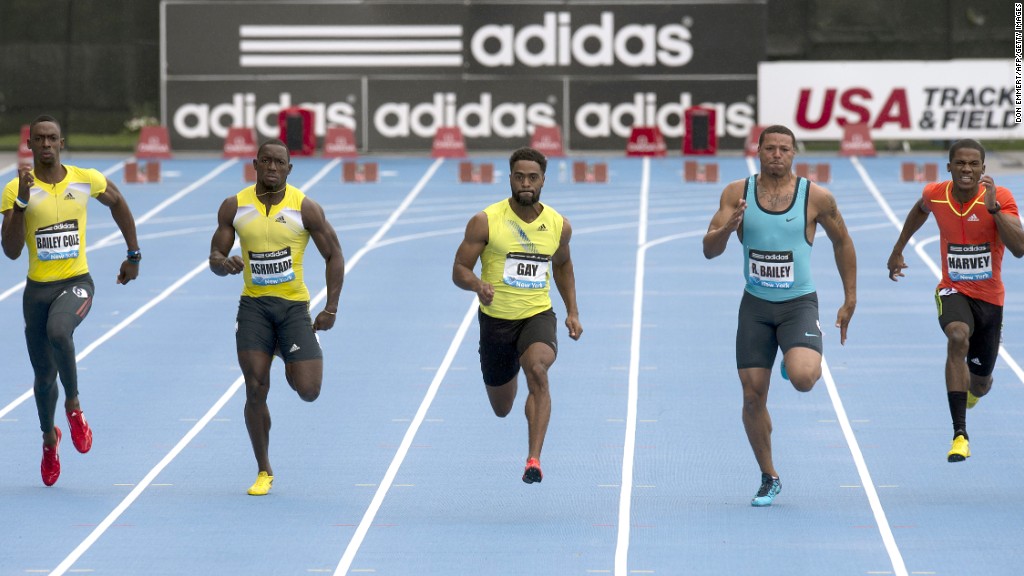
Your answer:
[522,457,543,484]
[66,409,93,453]
[42,427,62,487]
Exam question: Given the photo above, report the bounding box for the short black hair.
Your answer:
[257,138,290,159]
[948,139,985,163]
[30,115,62,136]
[509,146,547,174]
[758,124,797,149]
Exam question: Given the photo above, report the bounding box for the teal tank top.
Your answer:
[741,175,815,302]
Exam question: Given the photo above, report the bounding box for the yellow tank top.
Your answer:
[479,199,564,320]
[234,185,310,301]
[1,165,106,282]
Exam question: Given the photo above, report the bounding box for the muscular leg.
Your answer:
[485,377,518,418]
[46,311,85,412]
[943,321,971,436]
[780,347,822,392]
[520,342,555,461]
[739,367,775,478]
[969,373,993,398]
[27,311,60,445]
[943,321,971,393]
[239,350,275,475]
[284,358,323,402]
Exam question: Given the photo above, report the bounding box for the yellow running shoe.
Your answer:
[967,390,980,409]
[247,471,274,495]
[947,435,970,463]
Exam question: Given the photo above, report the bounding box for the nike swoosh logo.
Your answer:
[786,216,797,222]
[804,332,819,337]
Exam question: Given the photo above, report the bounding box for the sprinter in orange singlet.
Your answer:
[888,139,1024,462]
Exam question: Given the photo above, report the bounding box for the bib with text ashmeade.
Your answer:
[248,247,295,285]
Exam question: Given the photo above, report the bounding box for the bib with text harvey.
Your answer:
[249,247,295,285]
[503,252,550,289]
[748,249,794,289]
[947,243,992,281]
[35,220,81,261]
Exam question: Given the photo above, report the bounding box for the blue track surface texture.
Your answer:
[1,152,1022,576]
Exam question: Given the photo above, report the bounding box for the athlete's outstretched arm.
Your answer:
[887,197,931,281]
[452,211,494,306]
[96,178,141,284]
[551,217,581,341]
[209,196,243,276]
[303,198,344,331]
[815,186,857,345]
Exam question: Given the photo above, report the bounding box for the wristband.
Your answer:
[127,249,142,264]
[13,196,28,210]
[987,202,1001,214]
[323,309,337,315]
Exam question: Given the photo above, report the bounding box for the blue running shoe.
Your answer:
[751,473,781,507]
[780,361,789,381]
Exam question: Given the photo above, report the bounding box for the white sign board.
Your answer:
[758,60,1021,140]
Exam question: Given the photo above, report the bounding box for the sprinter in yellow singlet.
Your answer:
[1,115,142,487]
[209,139,344,496]
[453,146,582,484]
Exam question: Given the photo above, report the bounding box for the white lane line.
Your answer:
[821,359,908,576]
[332,299,477,576]
[615,156,649,576]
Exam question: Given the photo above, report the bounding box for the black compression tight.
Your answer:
[23,274,94,433]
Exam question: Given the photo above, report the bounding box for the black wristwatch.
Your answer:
[987,202,1001,214]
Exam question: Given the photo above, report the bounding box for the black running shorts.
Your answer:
[736,291,822,370]
[478,307,557,386]
[235,295,322,363]
[936,290,1003,377]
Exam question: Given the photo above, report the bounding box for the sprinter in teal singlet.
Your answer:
[453,146,582,484]
[703,125,857,507]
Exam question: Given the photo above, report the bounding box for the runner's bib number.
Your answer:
[947,243,992,281]
[249,247,295,285]
[747,249,794,289]
[35,220,81,261]
[503,252,550,289]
